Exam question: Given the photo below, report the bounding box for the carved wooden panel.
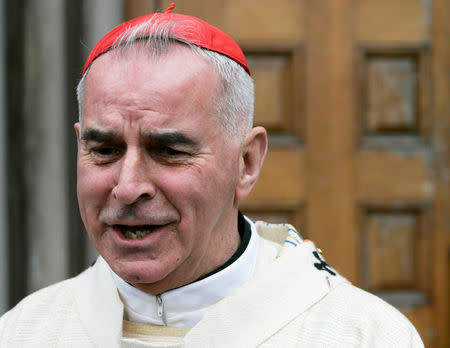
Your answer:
[361,208,432,301]
[365,212,417,290]
[366,57,417,132]
[355,1,438,340]
[359,47,430,138]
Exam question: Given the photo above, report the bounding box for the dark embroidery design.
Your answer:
[312,251,336,276]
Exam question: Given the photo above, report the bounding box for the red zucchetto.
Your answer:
[82,2,250,76]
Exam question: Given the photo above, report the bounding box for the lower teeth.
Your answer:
[123,230,152,239]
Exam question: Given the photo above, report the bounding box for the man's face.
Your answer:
[76,45,243,293]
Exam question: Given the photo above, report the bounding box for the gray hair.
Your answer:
[77,18,254,138]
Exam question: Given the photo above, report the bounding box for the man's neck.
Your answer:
[133,211,242,295]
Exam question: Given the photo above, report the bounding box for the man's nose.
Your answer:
[112,149,156,205]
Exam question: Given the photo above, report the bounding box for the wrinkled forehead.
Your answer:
[81,43,222,129]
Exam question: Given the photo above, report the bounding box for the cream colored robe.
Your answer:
[0,222,423,347]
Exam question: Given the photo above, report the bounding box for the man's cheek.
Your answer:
[79,166,115,193]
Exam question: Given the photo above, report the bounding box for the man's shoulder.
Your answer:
[321,281,414,324]
[3,264,96,315]
[0,267,94,345]
[298,279,424,346]
[250,219,423,346]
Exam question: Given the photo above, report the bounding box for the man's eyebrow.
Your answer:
[145,132,198,147]
[81,128,118,143]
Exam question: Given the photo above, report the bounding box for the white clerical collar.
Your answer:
[112,215,260,327]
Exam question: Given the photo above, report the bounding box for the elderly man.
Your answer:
[1,5,423,347]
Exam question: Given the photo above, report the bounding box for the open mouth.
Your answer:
[116,225,160,239]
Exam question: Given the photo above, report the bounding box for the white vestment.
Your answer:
[0,221,424,347]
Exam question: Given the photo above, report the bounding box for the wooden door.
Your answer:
[126,1,449,346]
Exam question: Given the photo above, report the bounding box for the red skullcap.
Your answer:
[82,3,250,76]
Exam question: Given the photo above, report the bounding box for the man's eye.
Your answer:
[160,147,185,157]
[92,147,120,156]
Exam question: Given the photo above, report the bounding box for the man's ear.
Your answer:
[74,122,80,141]
[235,126,268,202]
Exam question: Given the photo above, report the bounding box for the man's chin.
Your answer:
[110,259,176,292]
